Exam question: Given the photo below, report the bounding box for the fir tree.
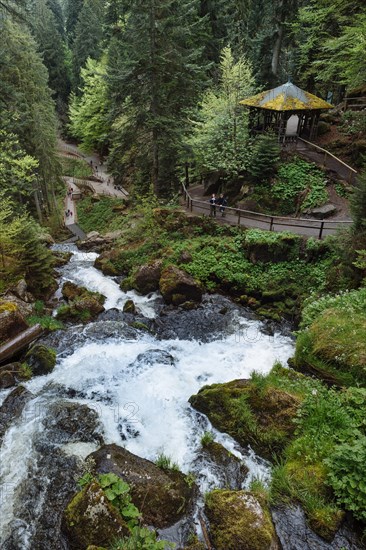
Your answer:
[248,133,281,183]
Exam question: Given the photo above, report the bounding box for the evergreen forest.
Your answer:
[1,1,366,549]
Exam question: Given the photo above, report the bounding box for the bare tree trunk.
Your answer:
[271,25,284,77]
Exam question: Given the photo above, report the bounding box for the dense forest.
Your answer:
[1,1,366,549]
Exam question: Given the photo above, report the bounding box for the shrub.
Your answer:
[201,431,215,446]
[155,453,180,472]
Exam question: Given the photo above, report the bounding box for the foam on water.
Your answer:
[0,244,295,546]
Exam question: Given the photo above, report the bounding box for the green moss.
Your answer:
[25,344,56,376]
[205,489,276,550]
[189,378,299,459]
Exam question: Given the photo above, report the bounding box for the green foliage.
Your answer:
[350,170,366,233]
[77,196,127,233]
[68,57,109,153]
[300,287,366,329]
[340,110,366,137]
[60,157,93,180]
[28,314,64,331]
[327,437,366,522]
[111,526,172,550]
[272,158,328,214]
[78,472,173,548]
[155,453,180,472]
[188,46,255,178]
[201,431,215,446]
[248,133,280,183]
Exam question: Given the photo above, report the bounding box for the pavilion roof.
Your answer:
[240,81,333,111]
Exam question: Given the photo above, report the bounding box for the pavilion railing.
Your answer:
[181,182,352,240]
[297,137,358,185]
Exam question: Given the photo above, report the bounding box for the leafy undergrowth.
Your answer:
[77,196,129,233]
[294,287,366,386]
[61,156,93,179]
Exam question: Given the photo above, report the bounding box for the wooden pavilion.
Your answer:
[240,81,333,143]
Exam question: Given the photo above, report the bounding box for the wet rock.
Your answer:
[88,444,195,528]
[178,250,193,264]
[25,344,56,376]
[159,265,203,306]
[205,489,279,550]
[133,260,163,294]
[123,299,136,314]
[0,369,17,389]
[155,294,239,342]
[10,279,35,303]
[77,231,111,252]
[189,379,299,459]
[199,441,249,490]
[42,401,103,445]
[94,250,121,276]
[63,481,129,549]
[58,282,106,323]
[0,303,29,344]
[272,505,364,550]
[0,362,30,389]
[0,386,33,442]
[134,348,175,367]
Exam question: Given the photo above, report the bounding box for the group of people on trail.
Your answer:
[209,193,228,218]
[65,209,73,218]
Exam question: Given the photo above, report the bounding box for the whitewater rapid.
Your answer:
[0,245,295,547]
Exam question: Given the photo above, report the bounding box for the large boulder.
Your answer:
[205,489,279,550]
[88,444,195,528]
[189,379,299,460]
[10,279,35,303]
[159,265,202,306]
[25,344,56,376]
[0,362,30,389]
[94,250,121,276]
[58,282,105,323]
[133,260,163,294]
[0,385,33,443]
[63,481,129,549]
[0,301,29,345]
[43,401,103,445]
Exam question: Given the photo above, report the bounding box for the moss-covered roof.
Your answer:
[240,82,333,111]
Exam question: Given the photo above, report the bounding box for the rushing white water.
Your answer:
[0,245,295,547]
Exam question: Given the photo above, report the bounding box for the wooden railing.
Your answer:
[297,137,357,185]
[182,183,352,240]
[343,97,366,111]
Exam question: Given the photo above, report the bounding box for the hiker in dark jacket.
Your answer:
[217,193,228,216]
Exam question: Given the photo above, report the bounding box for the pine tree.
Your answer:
[64,0,83,44]
[351,172,366,234]
[107,0,209,196]
[31,0,70,108]
[71,0,105,90]
[248,133,280,183]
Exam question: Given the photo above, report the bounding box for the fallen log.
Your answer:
[0,324,44,364]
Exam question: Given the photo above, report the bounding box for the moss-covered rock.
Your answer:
[123,299,136,314]
[63,481,129,549]
[190,379,299,459]
[243,231,302,264]
[132,259,163,294]
[94,250,121,275]
[0,362,31,389]
[205,489,279,550]
[25,344,56,376]
[0,302,29,345]
[88,444,195,528]
[159,265,203,306]
[58,282,106,323]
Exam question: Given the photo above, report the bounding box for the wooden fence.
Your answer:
[297,138,358,185]
[182,183,352,240]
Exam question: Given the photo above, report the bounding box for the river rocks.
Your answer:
[58,282,106,323]
[159,266,203,306]
[132,260,163,294]
[0,362,29,389]
[63,481,129,549]
[189,379,299,459]
[25,344,56,376]
[272,505,364,550]
[205,489,279,550]
[155,294,241,342]
[0,303,29,344]
[0,385,33,442]
[42,401,103,445]
[123,299,136,314]
[88,444,195,528]
[10,279,35,303]
[94,249,121,275]
[77,231,110,252]
[201,441,249,490]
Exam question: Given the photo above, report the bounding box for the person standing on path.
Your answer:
[209,194,217,217]
[217,194,228,217]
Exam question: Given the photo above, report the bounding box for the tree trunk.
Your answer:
[271,25,284,77]
[149,0,159,195]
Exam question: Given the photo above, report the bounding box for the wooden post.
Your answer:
[319,221,325,240]
[238,210,241,226]
[190,198,193,212]
[269,217,274,231]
